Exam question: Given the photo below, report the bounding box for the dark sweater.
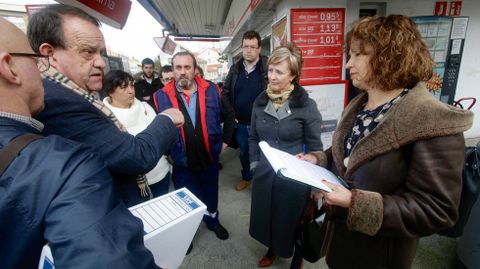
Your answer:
[233,62,264,124]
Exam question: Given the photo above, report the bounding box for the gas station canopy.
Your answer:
[138,0,280,51]
[138,0,231,39]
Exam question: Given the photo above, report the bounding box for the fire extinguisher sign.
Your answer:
[449,1,463,16]
[434,2,447,16]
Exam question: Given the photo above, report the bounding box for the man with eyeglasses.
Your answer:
[135,58,163,112]
[160,65,174,85]
[222,30,269,191]
[27,4,184,207]
[0,17,157,269]
[8,52,49,73]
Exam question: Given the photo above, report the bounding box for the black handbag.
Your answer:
[296,198,332,263]
[439,141,480,237]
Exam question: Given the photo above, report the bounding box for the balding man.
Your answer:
[27,4,184,206]
[0,18,157,269]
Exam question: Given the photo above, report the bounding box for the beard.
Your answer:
[177,77,193,89]
[144,72,154,79]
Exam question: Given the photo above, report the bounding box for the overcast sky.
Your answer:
[1,0,199,61]
[100,0,165,60]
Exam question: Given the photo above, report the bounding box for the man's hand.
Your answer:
[161,108,184,127]
[222,142,228,151]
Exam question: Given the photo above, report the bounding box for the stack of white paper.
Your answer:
[259,141,345,192]
[38,188,206,269]
[130,188,206,268]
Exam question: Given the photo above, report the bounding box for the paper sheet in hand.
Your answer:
[259,141,343,192]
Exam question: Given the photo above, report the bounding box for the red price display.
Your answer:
[292,23,342,34]
[291,8,345,85]
[294,11,342,22]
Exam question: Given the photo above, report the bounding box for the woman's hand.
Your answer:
[295,152,317,164]
[319,180,352,208]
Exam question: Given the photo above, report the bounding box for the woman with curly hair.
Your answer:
[311,15,473,269]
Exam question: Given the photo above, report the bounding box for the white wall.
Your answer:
[452,0,480,138]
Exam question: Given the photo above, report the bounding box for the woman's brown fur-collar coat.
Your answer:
[325,82,473,269]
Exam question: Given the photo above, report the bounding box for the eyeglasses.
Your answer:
[9,53,50,73]
[242,45,259,50]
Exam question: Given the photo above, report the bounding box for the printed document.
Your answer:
[259,141,344,192]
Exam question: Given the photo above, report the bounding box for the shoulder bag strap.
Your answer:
[0,133,43,175]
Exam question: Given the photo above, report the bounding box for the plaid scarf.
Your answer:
[42,67,152,198]
[266,83,294,110]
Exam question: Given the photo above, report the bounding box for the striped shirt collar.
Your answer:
[0,112,44,132]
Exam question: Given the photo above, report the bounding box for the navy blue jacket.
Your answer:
[154,77,234,167]
[0,117,158,269]
[37,79,177,174]
[35,80,178,205]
